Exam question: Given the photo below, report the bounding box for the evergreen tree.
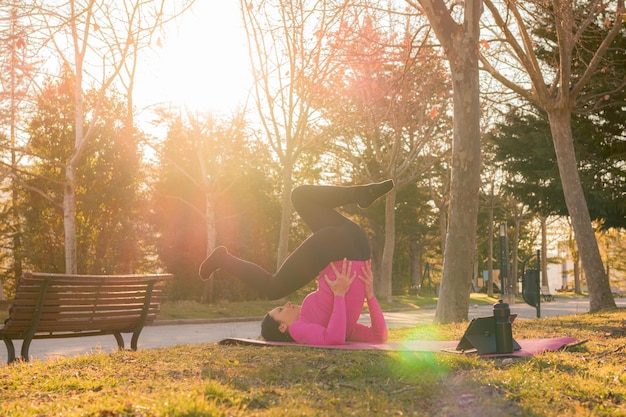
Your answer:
[21,68,146,273]
[152,111,280,301]
[480,0,624,312]
[490,105,625,230]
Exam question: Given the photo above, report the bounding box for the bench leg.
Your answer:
[20,337,32,362]
[130,327,143,351]
[113,332,125,351]
[1,336,16,364]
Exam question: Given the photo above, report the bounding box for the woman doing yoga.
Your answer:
[198,180,393,345]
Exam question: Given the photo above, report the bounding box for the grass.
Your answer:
[1,308,625,416]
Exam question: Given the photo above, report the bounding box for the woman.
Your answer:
[199,181,392,345]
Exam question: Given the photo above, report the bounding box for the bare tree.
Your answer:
[479,0,623,311]
[307,5,453,301]
[29,0,191,273]
[149,107,249,303]
[406,0,483,322]
[240,0,346,267]
[504,194,532,296]
[0,1,41,295]
[427,159,451,263]
[482,174,501,298]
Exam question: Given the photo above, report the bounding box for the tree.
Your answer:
[504,194,533,295]
[307,7,453,301]
[151,109,279,302]
[406,0,483,322]
[480,0,624,311]
[490,106,626,229]
[425,156,451,264]
[29,0,188,274]
[392,181,441,295]
[598,229,626,288]
[21,70,146,274]
[0,1,39,297]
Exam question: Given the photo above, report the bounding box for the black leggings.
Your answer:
[218,185,371,299]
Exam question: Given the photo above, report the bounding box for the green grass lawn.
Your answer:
[1,308,624,416]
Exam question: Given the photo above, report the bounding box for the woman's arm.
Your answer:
[349,261,388,342]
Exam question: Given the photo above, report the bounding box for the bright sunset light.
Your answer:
[135,2,252,117]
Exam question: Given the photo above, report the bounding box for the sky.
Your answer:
[134,1,252,125]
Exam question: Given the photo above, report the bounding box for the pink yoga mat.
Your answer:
[219,337,579,357]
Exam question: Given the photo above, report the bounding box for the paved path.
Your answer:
[2,297,624,364]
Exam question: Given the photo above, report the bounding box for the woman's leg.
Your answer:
[291,180,394,232]
[199,180,393,299]
[202,223,366,299]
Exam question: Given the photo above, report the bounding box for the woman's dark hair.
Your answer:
[261,313,294,342]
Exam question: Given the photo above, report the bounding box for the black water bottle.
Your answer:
[494,300,513,353]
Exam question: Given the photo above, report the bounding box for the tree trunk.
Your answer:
[276,167,294,269]
[434,35,482,322]
[378,190,397,302]
[438,203,447,259]
[574,256,581,294]
[64,165,78,274]
[547,110,616,311]
[201,194,217,303]
[412,0,482,323]
[411,242,422,294]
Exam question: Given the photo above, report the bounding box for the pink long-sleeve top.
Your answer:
[287,259,388,345]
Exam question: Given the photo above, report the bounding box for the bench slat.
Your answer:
[9,306,160,319]
[0,272,172,363]
[14,285,165,294]
[12,295,163,306]
[11,288,165,301]
[11,287,165,299]
[5,310,161,329]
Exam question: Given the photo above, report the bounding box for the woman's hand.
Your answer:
[358,260,375,299]
[324,258,356,297]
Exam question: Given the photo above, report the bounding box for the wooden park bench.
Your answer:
[540,286,555,302]
[1,272,172,363]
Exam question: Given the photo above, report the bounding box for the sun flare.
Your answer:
[136,2,251,116]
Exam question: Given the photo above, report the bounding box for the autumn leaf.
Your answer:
[480,39,489,50]
[429,107,438,119]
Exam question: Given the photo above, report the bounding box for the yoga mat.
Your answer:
[219,338,458,351]
[479,337,580,357]
[219,336,579,357]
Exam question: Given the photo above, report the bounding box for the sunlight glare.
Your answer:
[136,2,251,116]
